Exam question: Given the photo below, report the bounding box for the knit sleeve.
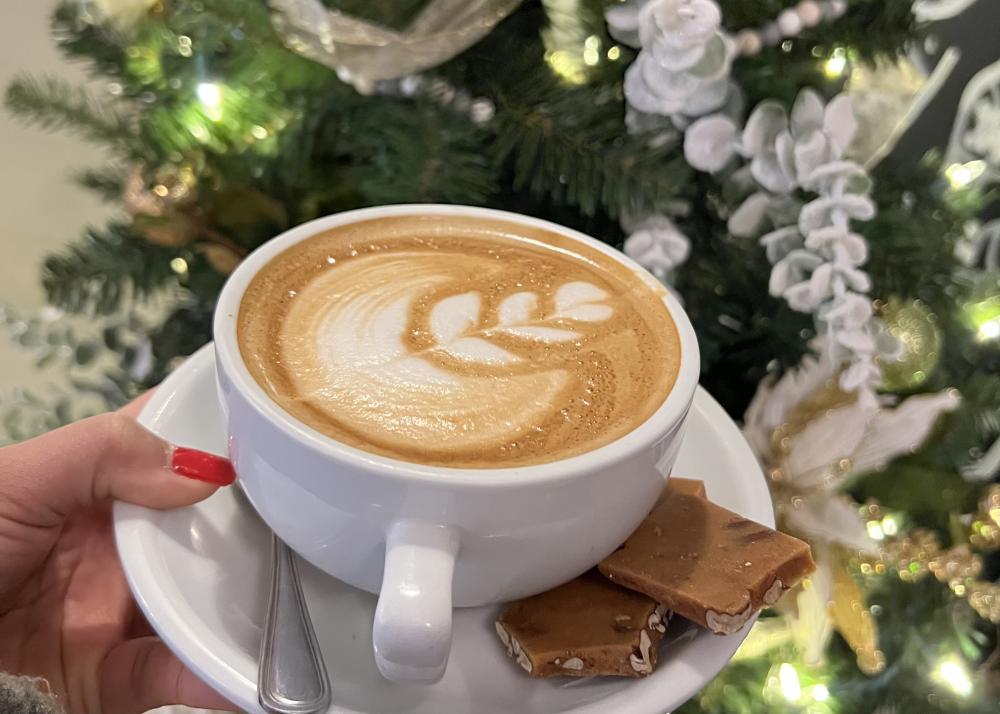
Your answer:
[0,673,63,714]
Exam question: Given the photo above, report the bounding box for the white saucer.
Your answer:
[114,344,773,714]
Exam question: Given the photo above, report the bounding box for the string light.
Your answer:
[607,45,621,60]
[546,50,586,84]
[965,293,1000,343]
[945,160,986,190]
[196,82,221,107]
[824,47,847,78]
[933,657,973,697]
[169,257,189,275]
[763,661,835,709]
[196,82,223,121]
[778,663,802,702]
[881,513,899,536]
[980,318,1000,341]
[866,512,901,541]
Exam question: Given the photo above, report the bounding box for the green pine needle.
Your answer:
[494,86,692,218]
[4,75,134,150]
[42,224,178,315]
[74,166,126,203]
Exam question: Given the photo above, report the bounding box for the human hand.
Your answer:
[0,395,237,714]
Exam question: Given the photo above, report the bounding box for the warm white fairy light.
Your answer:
[933,657,973,697]
[812,683,830,702]
[978,317,1000,341]
[196,82,223,120]
[824,47,847,78]
[169,257,188,275]
[867,519,885,541]
[196,82,221,107]
[881,514,899,536]
[945,160,986,190]
[778,662,802,702]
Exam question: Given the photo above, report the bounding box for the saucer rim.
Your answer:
[114,343,773,714]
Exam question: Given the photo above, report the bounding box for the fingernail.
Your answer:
[170,447,236,486]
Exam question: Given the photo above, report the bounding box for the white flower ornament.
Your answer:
[684,114,739,171]
[623,215,691,280]
[606,0,652,47]
[744,339,962,558]
[619,0,735,119]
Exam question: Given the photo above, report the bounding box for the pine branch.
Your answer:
[350,98,497,205]
[51,1,130,80]
[43,224,178,315]
[437,1,690,219]
[4,75,134,150]
[864,158,966,308]
[495,100,691,219]
[74,166,126,203]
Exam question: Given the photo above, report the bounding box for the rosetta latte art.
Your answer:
[238,216,680,468]
[283,253,617,456]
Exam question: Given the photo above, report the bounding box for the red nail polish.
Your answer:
[170,447,236,486]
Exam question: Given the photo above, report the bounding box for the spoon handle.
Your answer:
[258,533,332,714]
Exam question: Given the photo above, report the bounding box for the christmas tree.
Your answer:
[3,1,998,711]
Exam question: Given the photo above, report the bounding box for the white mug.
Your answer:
[213,205,700,684]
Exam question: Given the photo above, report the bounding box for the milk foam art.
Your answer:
[238,215,680,467]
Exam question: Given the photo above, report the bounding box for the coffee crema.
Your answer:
[238,215,680,468]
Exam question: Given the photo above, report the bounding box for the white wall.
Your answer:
[0,2,113,388]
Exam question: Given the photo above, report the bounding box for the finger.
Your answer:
[118,389,155,419]
[126,603,157,639]
[101,636,237,714]
[0,411,234,528]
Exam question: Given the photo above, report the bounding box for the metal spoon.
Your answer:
[258,532,332,714]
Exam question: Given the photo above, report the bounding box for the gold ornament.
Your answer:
[122,163,197,218]
[967,581,1000,624]
[928,545,982,597]
[124,163,202,247]
[122,163,251,273]
[969,484,1000,551]
[829,549,885,674]
[878,298,942,392]
[865,528,940,582]
[855,491,1000,625]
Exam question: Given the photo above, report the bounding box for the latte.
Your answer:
[238,215,680,468]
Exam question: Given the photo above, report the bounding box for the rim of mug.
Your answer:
[214,204,700,487]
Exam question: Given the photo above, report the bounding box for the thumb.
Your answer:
[0,411,234,528]
[101,636,237,714]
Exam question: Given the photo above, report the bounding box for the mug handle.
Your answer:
[372,519,460,684]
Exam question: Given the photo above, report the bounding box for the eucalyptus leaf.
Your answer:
[74,341,98,365]
[55,399,73,425]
